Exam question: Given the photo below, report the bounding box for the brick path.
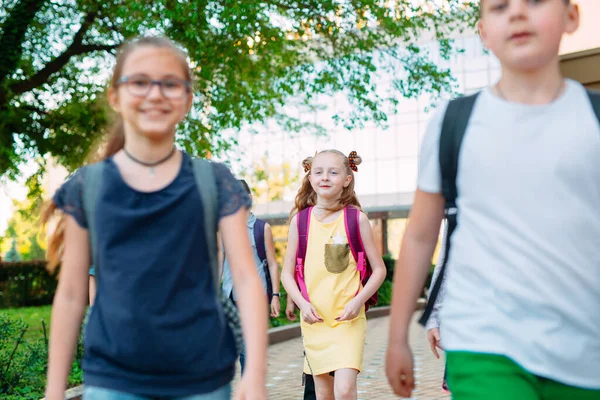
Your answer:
[234,314,450,399]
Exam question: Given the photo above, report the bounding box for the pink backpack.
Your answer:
[295,205,378,311]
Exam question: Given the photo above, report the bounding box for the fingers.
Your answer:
[286,310,297,321]
[311,307,323,322]
[432,342,440,359]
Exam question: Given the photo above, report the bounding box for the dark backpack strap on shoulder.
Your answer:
[82,162,105,272]
[191,158,243,355]
[419,93,480,327]
[191,158,220,291]
[253,218,272,300]
[586,89,600,127]
[253,218,267,263]
[439,93,480,207]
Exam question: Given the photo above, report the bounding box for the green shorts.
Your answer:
[446,351,600,400]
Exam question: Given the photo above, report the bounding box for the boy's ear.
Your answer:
[477,19,489,49]
[564,2,580,35]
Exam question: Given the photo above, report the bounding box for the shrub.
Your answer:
[376,280,393,307]
[0,262,57,308]
[0,313,83,399]
[382,253,395,282]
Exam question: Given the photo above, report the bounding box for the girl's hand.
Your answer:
[386,341,415,398]
[336,297,362,321]
[270,296,280,318]
[427,328,443,359]
[235,374,267,400]
[299,302,323,324]
[285,300,298,321]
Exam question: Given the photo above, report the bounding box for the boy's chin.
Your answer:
[500,51,558,72]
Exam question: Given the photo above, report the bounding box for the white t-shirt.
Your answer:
[418,80,600,389]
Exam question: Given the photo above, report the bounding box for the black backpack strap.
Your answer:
[253,218,267,263]
[419,93,480,326]
[586,89,600,126]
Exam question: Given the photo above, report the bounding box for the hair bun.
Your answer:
[302,156,313,173]
[348,151,361,172]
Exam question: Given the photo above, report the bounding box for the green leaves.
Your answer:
[0,0,478,181]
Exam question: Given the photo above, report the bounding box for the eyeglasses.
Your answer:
[116,75,191,99]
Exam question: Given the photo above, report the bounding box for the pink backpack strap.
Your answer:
[344,206,366,280]
[344,205,377,310]
[295,207,312,302]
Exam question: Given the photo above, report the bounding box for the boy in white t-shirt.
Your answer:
[385,0,600,399]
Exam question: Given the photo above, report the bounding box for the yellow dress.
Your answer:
[301,211,367,375]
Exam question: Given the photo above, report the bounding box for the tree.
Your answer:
[0,179,46,258]
[4,237,22,261]
[25,234,46,260]
[0,0,478,182]
[241,153,301,203]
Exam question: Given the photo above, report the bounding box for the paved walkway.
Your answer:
[233,314,450,399]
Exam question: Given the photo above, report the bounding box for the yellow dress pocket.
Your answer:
[324,244,350,274]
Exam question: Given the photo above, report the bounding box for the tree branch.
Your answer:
[8,10,118,96]
[0,0,47,85]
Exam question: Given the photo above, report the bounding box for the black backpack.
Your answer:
[419,88,600,326]
[252,218,274,302]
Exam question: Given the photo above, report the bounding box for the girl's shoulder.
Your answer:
[52,164,97,229]
[209,160,251,219]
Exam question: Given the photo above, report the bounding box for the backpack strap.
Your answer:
[190,158,220,292]
[253,218,273,301]
[586,89,600,126]
[419,93,480,326]
[191,158,243,355]
[82,162,105,272]
[344,206,366,280]
[295,207,312,302]
[343,205,377,310]
[253,218,267,264]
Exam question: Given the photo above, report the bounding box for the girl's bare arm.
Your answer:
[220,208,268,379]
[46,216,90,399]
[355,212,386,304]
[280,216,306,308]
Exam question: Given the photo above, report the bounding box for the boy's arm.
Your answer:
[386,190,444,397]
[425,221,449,331]
[388,189,445,345]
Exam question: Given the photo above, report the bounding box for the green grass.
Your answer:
[1,305,52,341]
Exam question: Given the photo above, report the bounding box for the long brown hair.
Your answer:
[290,150,362,219]
[42,36,193,272]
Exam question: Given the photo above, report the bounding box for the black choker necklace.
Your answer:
[123,147,176,176]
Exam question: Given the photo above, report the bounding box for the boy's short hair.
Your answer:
[239,179,251,195]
